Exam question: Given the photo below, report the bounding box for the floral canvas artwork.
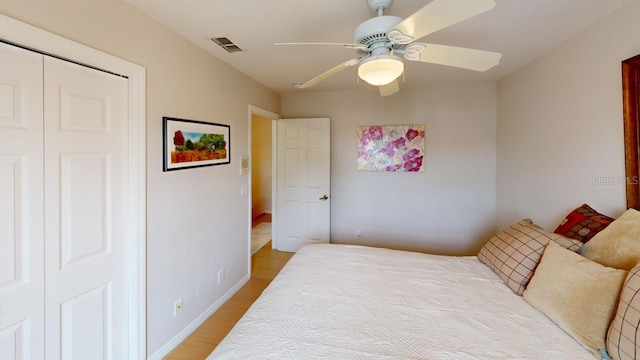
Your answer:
[357,125,425,172]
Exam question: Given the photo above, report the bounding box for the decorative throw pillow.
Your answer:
[607,262,640,360]
[477,219,582,295]
[523,241,627,359]
[554,204,615,243]
[581,208,640,270]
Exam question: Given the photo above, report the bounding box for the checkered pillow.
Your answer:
[607,262,640,360]
[477,219,583,295]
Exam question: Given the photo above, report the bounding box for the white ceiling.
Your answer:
[125,0,630,94]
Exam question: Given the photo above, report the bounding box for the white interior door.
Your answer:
[275,118,330,252]
[0,42,45,359]
[43,57,129,359]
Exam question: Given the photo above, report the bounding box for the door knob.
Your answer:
[319,194,329,201]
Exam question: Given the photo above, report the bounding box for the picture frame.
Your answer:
[163,117,230,171]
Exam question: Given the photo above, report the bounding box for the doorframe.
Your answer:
[623,54,640,210]
[247,105,281,269]
[0,14,147,359]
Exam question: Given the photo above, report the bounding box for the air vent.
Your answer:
[210,36,244,53]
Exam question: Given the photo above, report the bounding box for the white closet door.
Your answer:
[43,56,129,359]
[0,42,45,359]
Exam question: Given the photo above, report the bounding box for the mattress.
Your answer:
[208,244,593,359]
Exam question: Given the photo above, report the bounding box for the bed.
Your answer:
[207,242,596,359]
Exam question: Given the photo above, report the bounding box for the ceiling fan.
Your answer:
[276,0,502,96]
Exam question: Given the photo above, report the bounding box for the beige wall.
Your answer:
[496,0,640,231]
[0,0,280,357]
[251,114,273,218]
[282,83,497,255]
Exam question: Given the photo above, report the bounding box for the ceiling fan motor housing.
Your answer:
[354,15,402,54]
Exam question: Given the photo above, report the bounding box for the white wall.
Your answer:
[251,114,273,218]
[0,0,280,357]
[282,83,497,255]
[496,0,640,231]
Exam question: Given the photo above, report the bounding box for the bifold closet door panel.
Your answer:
[43,56,129,359]
[0,42,45,359]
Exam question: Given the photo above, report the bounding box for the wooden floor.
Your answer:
[164,216,293,359]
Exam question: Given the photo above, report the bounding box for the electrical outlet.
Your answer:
[355,230,362,238]
[174,298,183,316]
[217,269,225,284]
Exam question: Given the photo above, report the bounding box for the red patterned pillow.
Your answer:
[554,204,614,243]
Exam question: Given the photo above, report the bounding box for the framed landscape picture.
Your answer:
[163,117,230,171]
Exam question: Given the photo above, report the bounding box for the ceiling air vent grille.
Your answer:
[210,36,244,53]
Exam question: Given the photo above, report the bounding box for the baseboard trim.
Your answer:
[147,274,251,360]
[252,211,272,220]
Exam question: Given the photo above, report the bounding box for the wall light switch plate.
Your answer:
[240,156,249,175]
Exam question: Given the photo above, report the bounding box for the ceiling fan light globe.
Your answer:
[358,56,404,86]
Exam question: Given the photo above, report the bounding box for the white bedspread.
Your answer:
[208,244,593,359]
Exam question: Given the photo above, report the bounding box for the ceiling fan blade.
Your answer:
[295,57,363,89]
[379,79,400,97]
[406,43,501,72]
[388,0,496,44]
[275,42,369,50]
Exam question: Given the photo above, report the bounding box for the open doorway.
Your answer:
[248,105,280,259]
[251,112,274,254]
